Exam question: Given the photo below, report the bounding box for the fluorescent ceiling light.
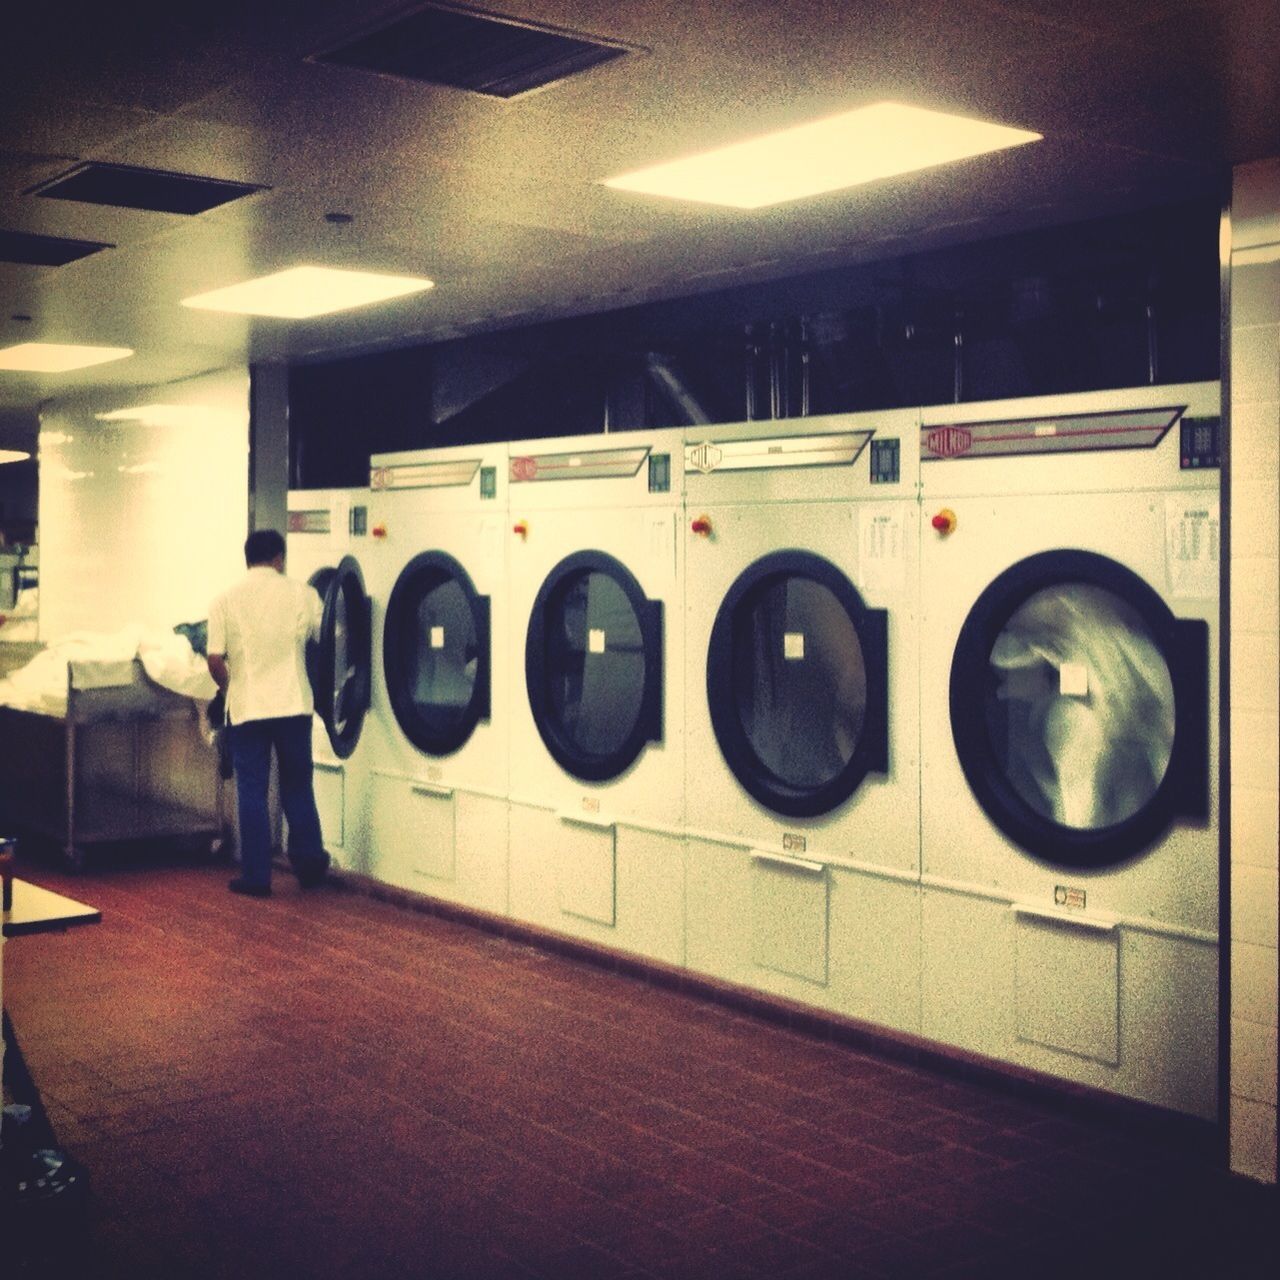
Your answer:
[0,449,31,464]
[602,101,1042,209]
[181,265,434,318]
[96,403,245,429]
[0,342,134,372]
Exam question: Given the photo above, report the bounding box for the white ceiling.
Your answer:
[2,0,1277,443]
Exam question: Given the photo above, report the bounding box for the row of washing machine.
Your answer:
[286,380,1222,1120]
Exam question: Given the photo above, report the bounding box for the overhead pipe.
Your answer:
[769,321,783,420]
[799,319,811,417]
[745,325,759,420]
[953,309,965,403]
[1146,301,1159,385]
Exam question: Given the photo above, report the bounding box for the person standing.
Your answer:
[207,529,330,897]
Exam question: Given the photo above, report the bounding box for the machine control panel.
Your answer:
[648,452,671,493]
[869,437,900,484]
[1180,416,1220,469]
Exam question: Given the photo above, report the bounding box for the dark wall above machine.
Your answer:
[288,199,1221,488]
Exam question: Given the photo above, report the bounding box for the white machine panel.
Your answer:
[918,380,1221,1118]
[363,442,510,913]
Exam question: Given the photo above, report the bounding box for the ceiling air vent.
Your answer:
[29,163,266,215]
[314,2,630,98]
[0,229,113,266]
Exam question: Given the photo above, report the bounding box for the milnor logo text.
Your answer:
[510,456,538,482]
[687,442,722,474]
[926,426,973,458]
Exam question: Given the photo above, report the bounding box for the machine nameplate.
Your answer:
[1054,885,1087,911]
[287,509,329,534]
[687,431,871,474]
[370,459,482,490]
[921,406,1186,461]
[510,446,650,482]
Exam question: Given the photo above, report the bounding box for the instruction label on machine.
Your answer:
[860,506,906,594]
[1165,497,1219,599]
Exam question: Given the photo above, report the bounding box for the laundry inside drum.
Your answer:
[732,576,867,790]
[986,583,1175,829]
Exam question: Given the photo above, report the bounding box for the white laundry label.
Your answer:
[1059,662,1089,697]
[860,506,906,594]
[784,632,805,660]
[588,628,606,654]
[1165,497,1219,599]
[430,626,445,649]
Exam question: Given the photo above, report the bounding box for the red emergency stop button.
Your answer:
[931,508,957,535]
[512,520,529,539]
[691,515,712,536]
[371,522,388,540]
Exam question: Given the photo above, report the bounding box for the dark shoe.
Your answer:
[295,860,328,889]
[228,877,271,898]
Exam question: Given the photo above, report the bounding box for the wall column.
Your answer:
[249,361,289,536]
[1228,157,1280,1184]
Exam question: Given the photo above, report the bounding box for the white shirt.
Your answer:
[208,566,323,723]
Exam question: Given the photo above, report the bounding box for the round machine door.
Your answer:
[384,552,491,757]
[949,549,1209,868]
[310,556,372,760]
[525,550,663,782]
[707,551,889,818]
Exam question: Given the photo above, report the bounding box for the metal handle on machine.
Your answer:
[1011,903,1118,933]
[557,810,615,832]
[750,850,825,875]
[313,759,343,775]
[411,781,454,800]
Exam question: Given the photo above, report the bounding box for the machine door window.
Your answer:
[526,551,663,782]
[384,552,490,757]
[707,551,888,818]
[310,556,371,760]
[950,549,1209,868]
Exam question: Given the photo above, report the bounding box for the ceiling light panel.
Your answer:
[0,343,134,372]
[181,266,435,319]
[180,267,437,320]
[602,102,1042,209]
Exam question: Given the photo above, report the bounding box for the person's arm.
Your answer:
[207,653,229,691]
[206,595,229,692]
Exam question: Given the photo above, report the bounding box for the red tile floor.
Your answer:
[4,859,1276,1279]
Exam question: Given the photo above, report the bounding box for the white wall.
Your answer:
[1229,158,1280,1184]
[37,367,249,640]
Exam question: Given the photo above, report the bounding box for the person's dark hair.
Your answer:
[245,529,286,566]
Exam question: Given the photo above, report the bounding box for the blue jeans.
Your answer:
[228,716,327,886]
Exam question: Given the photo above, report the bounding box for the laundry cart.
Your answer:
[0,657,228,871]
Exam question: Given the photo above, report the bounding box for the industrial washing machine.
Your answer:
[918,381,1221,1117]
[682,411,922,1032]
[506,429,685,965]
[363,443,509,913]
[284,489,373,872]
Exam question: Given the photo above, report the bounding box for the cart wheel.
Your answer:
[208,835,230,863]
[61,844,87,874]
